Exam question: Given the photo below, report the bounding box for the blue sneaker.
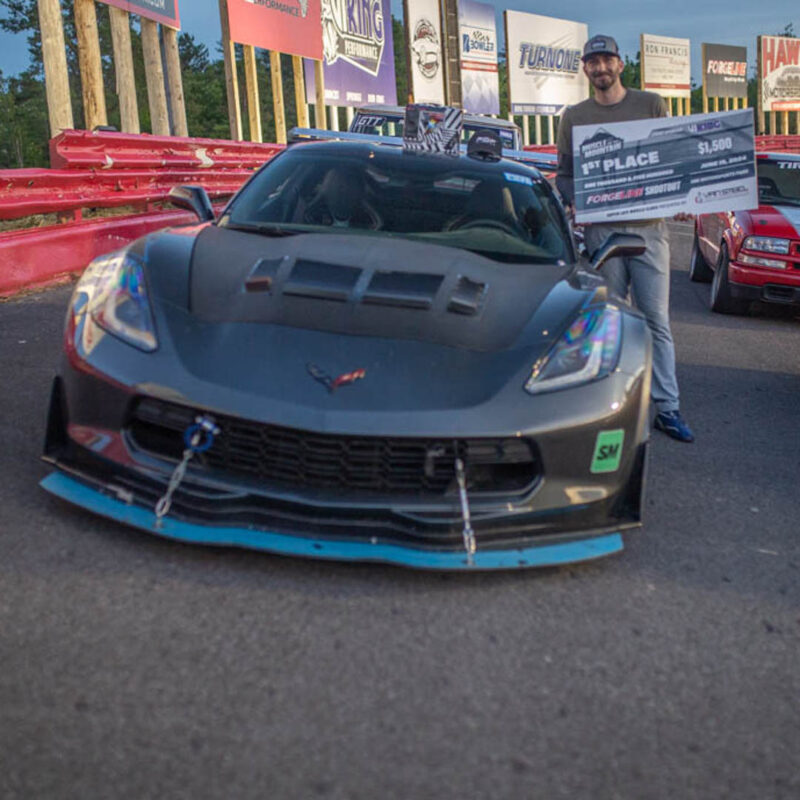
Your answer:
[654,410,695,443]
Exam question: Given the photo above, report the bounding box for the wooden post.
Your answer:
[782,111,789,135]
[314,60,327,130]
[713,96,719,112]
[140,19,170,135]
[218,0,243,140]
[757,37,765,134]
[269,51,286,144]
[769,111,776,135]
[701,44,708,113]
[535,115,541,145]
[162,26,188,137]
[37,0,74,135]
[74,0,108,131]
[330,105,340,131]
[292,56,309,128]
[243,45,262,142]
[522,115,529,147]
[547,115,554,144]
[345,106,354,127]
[108,6,139,133]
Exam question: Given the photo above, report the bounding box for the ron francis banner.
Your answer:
[641,34,690,99]
[404,0,446,105]
[703,43,747,99]
[572,109,757,224]
[227,0,322,60]
[98,0,180,28]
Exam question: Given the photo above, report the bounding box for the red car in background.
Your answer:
[690,153,800,314]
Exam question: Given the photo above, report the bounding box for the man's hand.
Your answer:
[672,212,695,222]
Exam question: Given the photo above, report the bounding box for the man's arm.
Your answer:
[555,108,574,209]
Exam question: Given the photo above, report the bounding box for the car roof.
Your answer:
[355,105,520,133]
[758,152,800,162]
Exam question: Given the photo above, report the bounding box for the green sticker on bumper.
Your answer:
[591,429,625,473]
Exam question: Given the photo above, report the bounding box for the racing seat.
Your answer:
[446,179,520,233]
[301,167,381,229]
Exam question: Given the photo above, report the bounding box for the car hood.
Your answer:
[745,204,800,238]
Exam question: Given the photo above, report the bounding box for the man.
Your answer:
[556,34,694,443]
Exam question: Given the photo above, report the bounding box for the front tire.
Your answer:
[689,228,713,283]
[710,243,748,315]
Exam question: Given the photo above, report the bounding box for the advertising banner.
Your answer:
[505,11,588,116]
[404,0,446,105]
[703,43,748,98]
[99,0,180,29]
[759,35,800,112]
[304,0,396,107]
[226,0,322,60]
[641,34,691,98]
[572,109,757,224]
[458,0,499,115]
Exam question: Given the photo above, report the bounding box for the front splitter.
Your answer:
[41,471,624,571]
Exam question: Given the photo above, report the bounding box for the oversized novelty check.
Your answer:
[573,109,757,224]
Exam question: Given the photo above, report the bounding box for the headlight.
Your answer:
[738,253,788,270]
[85,251,157,352]
[742,236,790,254]
[525,306,621,395]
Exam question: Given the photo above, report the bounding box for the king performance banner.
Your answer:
[99,0,180,29]
[226,0,323,60]
[703,43,747,99]
[458,0,499,115]
[759,35,800,112]
[304,0,397,107]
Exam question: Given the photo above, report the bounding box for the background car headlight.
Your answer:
[85,251,157,352]
[742,236,790,254]
[525,306,621,395]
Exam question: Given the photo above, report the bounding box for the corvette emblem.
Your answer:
[307,363,366,393]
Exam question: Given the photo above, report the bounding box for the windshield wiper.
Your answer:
[223,222,301,237]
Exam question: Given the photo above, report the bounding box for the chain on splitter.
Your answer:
[455,457,476,566]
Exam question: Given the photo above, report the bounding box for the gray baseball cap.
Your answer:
[582,35,621,61]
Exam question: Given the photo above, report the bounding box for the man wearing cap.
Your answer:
[556,34,694,443]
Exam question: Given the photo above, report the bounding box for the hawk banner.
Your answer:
[703,43,747,99]
[641,34,691,99]
[573,110,757,224]
[98,0,180,28]
[458,0,499,115]
[304,0,396,107]
[226,0,323,60]
[759,35,800,113]
[404,0,446,105]
[504,11,588,116]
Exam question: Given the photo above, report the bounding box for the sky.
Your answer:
[1,0,797,83]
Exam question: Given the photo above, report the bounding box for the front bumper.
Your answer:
[729,260,800,305]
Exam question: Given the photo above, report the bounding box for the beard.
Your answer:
[588,71,617,91]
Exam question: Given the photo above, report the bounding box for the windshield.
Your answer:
[220,147,570,263]
[758,159,800,206]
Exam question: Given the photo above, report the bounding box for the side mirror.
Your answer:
[168,185,215,222]
[590,233,646,271]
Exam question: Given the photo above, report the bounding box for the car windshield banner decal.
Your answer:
[98,0,180,28]
[572,109,758,224]
[703,43,748,99]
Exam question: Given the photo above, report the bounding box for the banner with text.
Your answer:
[641,34,691,99]
[703,43,747,99]
[572,110,757,224]
[404,0,446,105]
[504,11,588,116]
[759,35,800,112]
[304,0,396,107]
[227,0,322,60]
[99,0,180,28]
[458,0,499,115]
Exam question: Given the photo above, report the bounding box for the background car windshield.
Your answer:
[353,114,517,149]
[223,148,569,263]
[757,160,800,205]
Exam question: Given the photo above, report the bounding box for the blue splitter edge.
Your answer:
[41,471,624,571]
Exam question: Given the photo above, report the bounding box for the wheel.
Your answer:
[689,227,714,283]
[710,243,748,315]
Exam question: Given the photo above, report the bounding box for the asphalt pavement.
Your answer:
[1,225,799,800]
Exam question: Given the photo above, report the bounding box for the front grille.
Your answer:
[128,398,540,498]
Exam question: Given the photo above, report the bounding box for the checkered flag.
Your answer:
[403,106,464,157]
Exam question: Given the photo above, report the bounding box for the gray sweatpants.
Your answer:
[583,220,680,413]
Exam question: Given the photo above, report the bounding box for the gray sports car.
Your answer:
[41,136,651,569]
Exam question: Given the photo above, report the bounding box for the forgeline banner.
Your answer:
[703,43,747,99]
[404,0,445,105]
[572,110,757,224]
[227,0,322,60]
[641,34,691,99]
[759,35,800,112]
[304,0,396,107]
[98,0,180,29]
[504,11,588,116]
[458,0,499,115]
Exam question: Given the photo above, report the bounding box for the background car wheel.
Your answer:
[710,243,748,315]
[689,228,714,283]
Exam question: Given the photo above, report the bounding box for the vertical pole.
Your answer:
[292,56,309,129]
[723,96,729,111]
[713,96,719,112]
[74,0,108,131]
[547,115,554,144]
[330,106,340,131]
[782,110,789,136]
[345,106,354,127]
[522,115,529,147]
[243,45,262,142]
[109,7,139,133]
[218,0,243,140]
[314,60,327,130]
[535,115,541,145]
[141,19,170,136]
[269,50,286,144]
[769,111,776,135]
[702,44,708,114]
[38,0,74,136]
[757,37,765,135]
[162,26,188,137]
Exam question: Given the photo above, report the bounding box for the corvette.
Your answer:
[41,132,652,570]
